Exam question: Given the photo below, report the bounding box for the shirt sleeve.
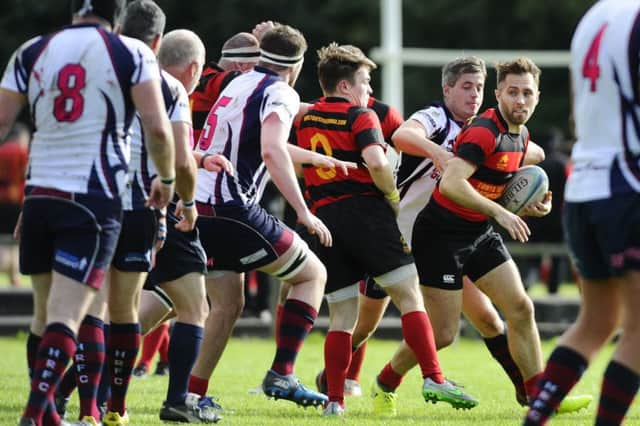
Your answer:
[260,82,300,128]
[128,38,161,86]
[408,105,448,139]
[353,109,385,152]
[168,83,192,125]
[454,126,495,167]
[0,37,40,94]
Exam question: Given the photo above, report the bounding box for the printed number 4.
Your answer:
[53,63,86,122]
[199,96,232,150]
[582,23,607,92]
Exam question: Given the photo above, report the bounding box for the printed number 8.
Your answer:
[53,64,86,122]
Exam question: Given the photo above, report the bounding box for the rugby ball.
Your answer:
[499,165,549,214]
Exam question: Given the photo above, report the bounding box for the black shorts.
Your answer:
[564,193,640,280]
[412,200,511,290]
[359,276,388,299]
[0,203,21,234]
[196,202,295,273]
[146,205,207,287]
[19,186,122,290]
[305,196,413,295]
[111,209,157,272]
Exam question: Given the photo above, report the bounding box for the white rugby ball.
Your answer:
[499,165,549,214]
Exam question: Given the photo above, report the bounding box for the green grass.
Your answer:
[1,333,638,425]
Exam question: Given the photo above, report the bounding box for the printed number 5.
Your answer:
[582,24,607,93]
[199,96,232,150]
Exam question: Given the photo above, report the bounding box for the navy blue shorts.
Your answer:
[564,193,640,280]
[19,186,122,289]
[146,203,207,286]
[196,202,293,273]
[359,277,388,299]
[413,200,511,290]
[111,208,157,272]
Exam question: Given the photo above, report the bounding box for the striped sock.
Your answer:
[76,315,105,420]
[346,342,367,381]
[23,323,76,424]
[57,365,77,398]
[96,323,111,410]
[524,346,587,425]
[484,333,526,402]
[271,299,317,375]
[166,323,203,405]
[25,332,61,424]
[324,331,352,404]
[401,311,444,383]
[596,360,640,425]
[106,322,140,416]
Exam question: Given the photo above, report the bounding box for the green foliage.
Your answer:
[1,334,639,425]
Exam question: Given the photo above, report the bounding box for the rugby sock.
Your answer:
[107,322,140,416]
[158,322,170,364]
[26,332,42,379]
[377,363,404,392]
[271,299,317,375]
[97,323,111,410]
[524,346,587,425]
[166,322,203,405]
[483,333,526,403]
[23,323,76,424]
[188,374,209,397]
[324,331,352,404]
[137,321,169,370]
[596,360,640,425]
[346,342,367,381]
[401,311,444,383]
[57,365,77,398]
[76,315,105,420]
[274,303,283,345]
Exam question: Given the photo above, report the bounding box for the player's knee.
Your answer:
[505,296,535,324]
[471,310,504,337]
[434,326,458,349]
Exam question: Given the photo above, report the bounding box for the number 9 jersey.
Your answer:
[0,23,160,199]
[568,0,640,202]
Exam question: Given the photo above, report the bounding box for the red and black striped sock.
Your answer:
[26,332,41,379]
[76,315,105,420]
[524,346,587,425]
[324,331,352,404]
[106,322,140,416]
[484,333,526,402]
[274,304,283,346]
[271,299,317,375]
[23,323,76,424]
[377,362,404,392]
[346,342,367,381]
[596,360,640,425]
[401,311,444,383]
[57,365,77,398]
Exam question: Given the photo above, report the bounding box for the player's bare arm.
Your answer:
[287,143,357,176]
[0,88,26,141]
[440,156,530,242]
[361,143,400,215]
[261,112,332,247]
[132,79,176,209]
[172,120,198,231]
[522,140,545,165]
[392,119,453,171]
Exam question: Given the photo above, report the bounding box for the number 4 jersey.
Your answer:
[0,23,160,199]
[568,0,640,202]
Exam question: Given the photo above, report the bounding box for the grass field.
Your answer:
[1,332,638,425]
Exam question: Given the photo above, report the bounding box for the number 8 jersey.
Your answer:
[0,23,160,199]
[568,0,640,202]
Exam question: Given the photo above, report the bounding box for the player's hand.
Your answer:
[494,208,531,243]
[520,191,552,218]
[432,148,454,173]
[155,208,167,252]
[311,153,357,176]
[147,176,174,209]
[252,21,276,41]
[202,154,234,175]
[298,209,332,247]
[12,211,22,242]
[174,199,198,232]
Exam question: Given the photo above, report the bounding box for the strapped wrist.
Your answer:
[385,189,400,203]
[182,199,195,208]
[199,153,213,169]
[160,176,175,186]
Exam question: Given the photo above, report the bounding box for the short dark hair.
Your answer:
[70,0,125,26]
[259,24,307,71]
[496,57,541,87]
[442,56,486,87]
[316,43,376,94]
[120,0,166,44]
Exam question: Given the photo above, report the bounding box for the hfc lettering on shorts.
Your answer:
[240,248,268,265]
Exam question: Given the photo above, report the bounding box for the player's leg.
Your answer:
[461,277,526,404]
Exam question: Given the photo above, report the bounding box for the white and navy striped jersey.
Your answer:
[567,0,640,202]
[0,23,160,199]
[195,66,300,206]
[124,70,191,211]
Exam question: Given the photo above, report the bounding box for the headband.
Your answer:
[259,49,304,67]
[220,46,260,63]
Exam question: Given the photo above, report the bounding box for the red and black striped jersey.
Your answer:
[294,97,386,212]
[190,62,240,145]
[432,107,529,221]
[367,97,403,146]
